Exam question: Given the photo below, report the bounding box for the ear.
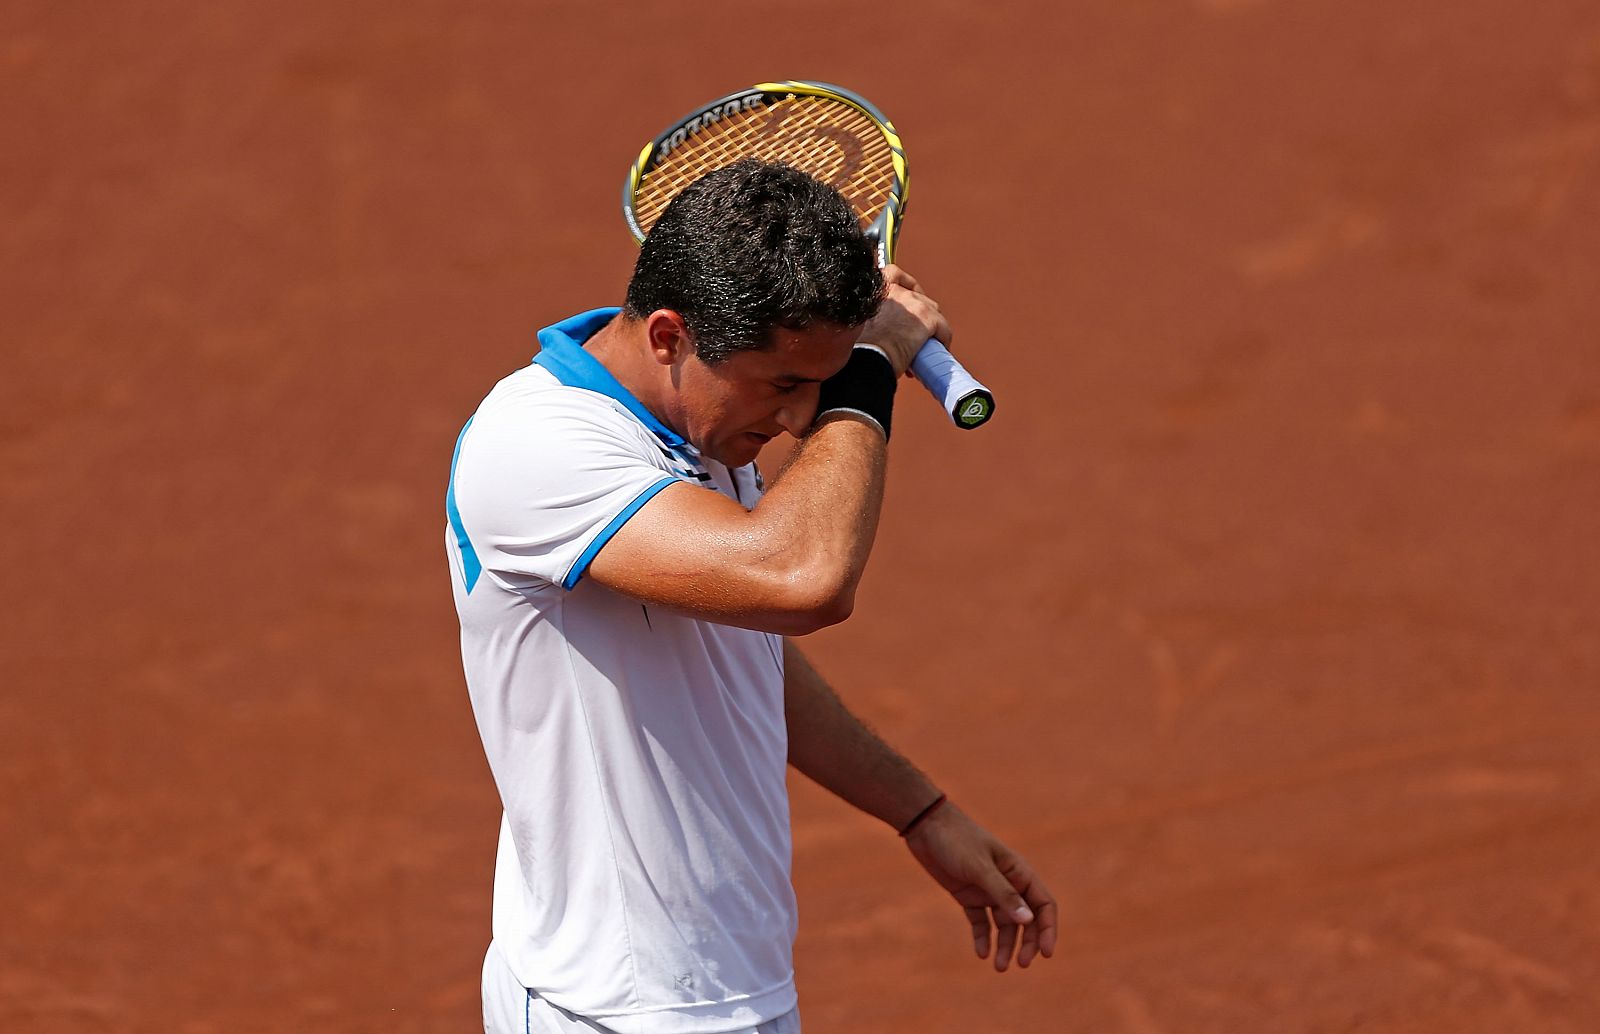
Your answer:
[643,310,694,367]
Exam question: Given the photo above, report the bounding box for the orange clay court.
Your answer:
[3,1,1598,1031]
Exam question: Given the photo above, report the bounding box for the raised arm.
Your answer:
[587,415,886,635]
[783,640,1059,971]
[587,266,944,636]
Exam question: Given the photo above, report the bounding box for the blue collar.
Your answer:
[533,308,687,448]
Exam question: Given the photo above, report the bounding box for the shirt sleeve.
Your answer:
[450,392,680,591]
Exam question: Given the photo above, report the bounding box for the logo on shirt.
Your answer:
[658,444,711,483]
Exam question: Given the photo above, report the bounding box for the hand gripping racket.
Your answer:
[622,80,996,430]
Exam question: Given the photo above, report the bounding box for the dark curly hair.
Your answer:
[623,160,884,363]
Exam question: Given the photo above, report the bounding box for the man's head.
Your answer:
[624,159,884,362]
[621,160,885,467]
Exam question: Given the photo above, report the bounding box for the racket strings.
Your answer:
[632,96,899,236]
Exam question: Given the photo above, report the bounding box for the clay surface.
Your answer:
[4,1,1598,1030]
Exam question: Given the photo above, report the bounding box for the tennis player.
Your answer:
[447,160,1056,1034]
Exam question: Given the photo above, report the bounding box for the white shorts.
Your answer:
[482,941,801,1034]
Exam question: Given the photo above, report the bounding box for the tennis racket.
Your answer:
[622,80,996,430]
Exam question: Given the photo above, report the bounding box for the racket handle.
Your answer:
[910,339,996,429]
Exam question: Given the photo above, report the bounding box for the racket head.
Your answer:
[622,81,910,266]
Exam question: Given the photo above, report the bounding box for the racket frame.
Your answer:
[624,81,909,262]
[621,79,995,429]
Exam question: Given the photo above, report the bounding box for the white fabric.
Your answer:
[483,941,802,1034]
[449,358,797,1034]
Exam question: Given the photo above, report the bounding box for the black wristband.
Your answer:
[897,793,948,837]
[815,345,897,441]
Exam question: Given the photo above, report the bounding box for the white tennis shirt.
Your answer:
[446,309,797,1034]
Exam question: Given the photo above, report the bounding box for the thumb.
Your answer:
[978,858,1033,925]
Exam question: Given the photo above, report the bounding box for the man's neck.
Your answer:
[583,314,681,438]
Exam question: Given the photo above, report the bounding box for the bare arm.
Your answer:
[784,640,1059,970]
[588,415,887,635]
[783,638,940,828]
[589,266,944,636]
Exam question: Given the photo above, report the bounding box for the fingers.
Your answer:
[858,287,947,377]
[881,264,922,292]
[983,852,1059,972]
[1015,865,1059,961]
[882,282,950,349]
[963,904,1041,972]
[916,298,953,349]
[1033,897,1060,960]
[964,861,1021,974]
[1017,915,1040,968]
[908,806,1058,974]
[976,862,1033,927]
[870,265,951,369]
[1016,872,1043,968]
[965,905,990,960]
[993,917,1021,973]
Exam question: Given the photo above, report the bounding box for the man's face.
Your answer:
[672,321,861,469]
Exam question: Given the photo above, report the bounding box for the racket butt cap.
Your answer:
[951,390,996,429]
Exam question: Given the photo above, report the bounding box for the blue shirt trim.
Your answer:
[446,416,483,593]
[562,476,679,590]
[533,308,687,447]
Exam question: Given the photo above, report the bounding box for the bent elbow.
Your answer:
[794,588,855,634]
[817,589,855,628]
[771,568,855,636]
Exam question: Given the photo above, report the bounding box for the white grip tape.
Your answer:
[910,339,994,427]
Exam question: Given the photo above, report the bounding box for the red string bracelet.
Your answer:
[897,793,948,837]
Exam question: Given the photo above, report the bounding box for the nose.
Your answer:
[775,385,822,437]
